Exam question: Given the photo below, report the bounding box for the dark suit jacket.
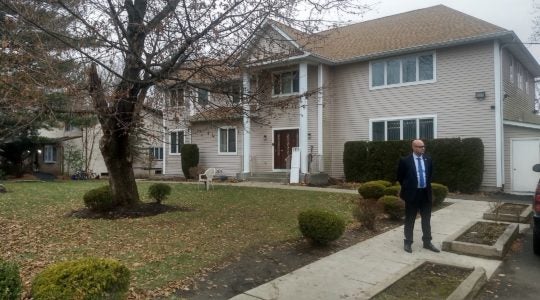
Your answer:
[397,154,433,202]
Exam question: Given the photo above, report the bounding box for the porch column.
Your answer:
[242,72,251,174]
[299,63,308,174]
[317,64,324,172]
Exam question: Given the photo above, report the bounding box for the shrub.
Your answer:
[32,258,130,300]
[188,166,204,180]
[352,199,380,230]
[148,183,171,204]
[378,196,405,221]
[181,144,199,179]
[383,185,400,196]
[298,209,346,245]
[366,180,392,187]
[431,183,449,206]
[0,259,22,300]
[83,185,116,212]
[358,182,386,200]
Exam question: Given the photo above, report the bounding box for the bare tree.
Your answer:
[2,0,368,206]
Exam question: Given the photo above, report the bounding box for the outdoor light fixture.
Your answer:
[475,91,486,100]
[37,149,42,154]
[263,134,267,141]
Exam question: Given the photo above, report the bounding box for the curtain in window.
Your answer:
[403,119,417,140]
[372,62,385,86]
[419,119,434,139]
[387,60,400,85]
[402,57,416,83]
[372,122,385,141]
[387,120,400,140]
[219,129,228,152]
[419,55,433,81]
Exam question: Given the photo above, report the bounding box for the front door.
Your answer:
[274,129,299,169]
[512,139,540,192]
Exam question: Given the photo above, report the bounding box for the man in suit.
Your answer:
[397,139,440,253]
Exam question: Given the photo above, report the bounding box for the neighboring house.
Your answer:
[160,5,540,193]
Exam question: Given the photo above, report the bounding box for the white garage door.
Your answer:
[512,139,540,193]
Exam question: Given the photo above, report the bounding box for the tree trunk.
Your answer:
[100,129,140,207]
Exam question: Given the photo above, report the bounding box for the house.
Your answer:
[158,5,539,193]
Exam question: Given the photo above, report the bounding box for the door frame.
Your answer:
[510,138,540,193]
[272,127,299,171]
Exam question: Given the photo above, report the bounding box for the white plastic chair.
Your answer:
[198,168,216,191]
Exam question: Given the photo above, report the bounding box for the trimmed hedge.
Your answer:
[181,144,199,179]
[32,258,130,300]
[378,195,405,221]
[0,259,22,300]
[383,185,401,196]
[298,209,346,245]
[358,182,386,200]
[148,183,171,204]
[83,186,115,212]
[343,138,484,193]
[432,183,449,206]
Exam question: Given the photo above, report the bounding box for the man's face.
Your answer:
[412,140,425,156]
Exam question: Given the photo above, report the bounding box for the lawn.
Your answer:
[0,181,357,296]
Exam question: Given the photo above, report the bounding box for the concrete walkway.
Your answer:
[229,197,504,300]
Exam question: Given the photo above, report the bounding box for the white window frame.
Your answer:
[369,51,437,90]
[217,126,237,155]
[368,115,438,141]
[149,147,164,161]
[44,145,57,163]
[271,69,300,97]
[169,130,185,155]
[170,87,185,107]
[517,63,524,90]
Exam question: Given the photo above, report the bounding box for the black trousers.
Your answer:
[404,188,432,245]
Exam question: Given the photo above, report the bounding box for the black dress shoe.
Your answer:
[423,242,440,253]
[404,243,412,253]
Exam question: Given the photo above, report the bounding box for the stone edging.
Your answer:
[442,221,519,259]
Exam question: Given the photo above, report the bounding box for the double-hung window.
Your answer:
[170,88,184,107]
[370,52,435,88]
[218,127,237,154]
[370,116,436,141]
[44,145,57,163]
[272,70,299,96]
[197,88,209,106]
[149,147,164,160]
[170,130,184,154]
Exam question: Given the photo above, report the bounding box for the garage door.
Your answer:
[512,139,540,193]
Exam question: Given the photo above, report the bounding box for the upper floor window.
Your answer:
[509,57,514,83]
[44,145,57,163]
[517,63,524,90]
[230,85,241,104]
[272,70,299,96]
[370,52,435,89]
[197,88,209,106]
[170,130,184,154]
[218,127,237,154]
[370,116,436,141]
[170,88,184,107]
[149,147,164,160]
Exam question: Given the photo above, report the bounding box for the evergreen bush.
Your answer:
[148,183,171,204]
[181,144,199,179]
[431,183,449,206]
[366,180,392,187]
[32,258,130,300]
[383,185,401,196]
[298,209,346,245]
[358,182,386,200]
[83,186,115,212]
[0,259,22,300]
[378,196,405,221]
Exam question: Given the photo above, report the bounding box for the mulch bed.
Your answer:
[67,203,194,219]
[371,262,472,300]
[455,221,509,246]
[493,203,529,215]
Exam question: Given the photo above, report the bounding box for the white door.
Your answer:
[512,139,540,193]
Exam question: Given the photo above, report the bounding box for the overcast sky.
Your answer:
[347,0,539,61]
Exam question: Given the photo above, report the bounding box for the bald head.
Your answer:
[412,139,425,156]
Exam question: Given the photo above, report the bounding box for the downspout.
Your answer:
[162,110,167,175]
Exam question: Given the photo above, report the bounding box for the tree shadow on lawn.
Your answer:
[67,202,195,219]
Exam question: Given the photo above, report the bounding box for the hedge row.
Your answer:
[343,138,484,193]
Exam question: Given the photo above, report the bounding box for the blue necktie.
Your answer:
[417,157,425,188]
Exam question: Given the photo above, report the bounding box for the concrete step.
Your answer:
[242,172,289,183]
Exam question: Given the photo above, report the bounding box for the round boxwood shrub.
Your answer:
[0,259,22,300]
[83,186,115,212]
[148,183,172,204]
[365,180,393,187]
[358,182,386,200]
[432,183,449,206]
[298,209,346,245]
[32,258,130,300]
[378,195,405,221]
[383,185,401,196]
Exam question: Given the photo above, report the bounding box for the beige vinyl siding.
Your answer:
[501,50,540,125]
[191,122,243,176]
[503,124,540,192]
[326,41,498,188]
[163,108,189,175]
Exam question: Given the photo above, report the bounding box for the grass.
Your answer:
[0,181,357,295]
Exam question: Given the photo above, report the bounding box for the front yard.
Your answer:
[0,181,357,296]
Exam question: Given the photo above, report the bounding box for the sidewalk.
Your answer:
[229,198,505,300]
